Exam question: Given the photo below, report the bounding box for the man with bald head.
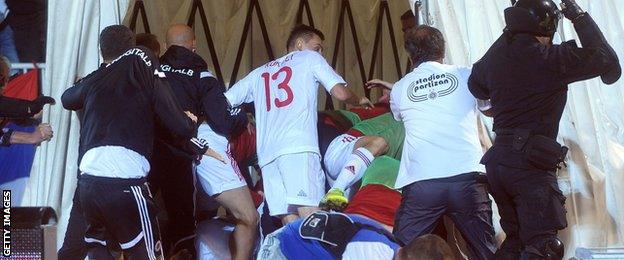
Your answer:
[152,24,256,259]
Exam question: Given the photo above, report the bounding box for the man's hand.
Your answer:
[29,96,55,115]
[365,79,394,90]
[185,111,198,123]
[204,147,226,164]
[560,0,585,21]
[358,96,374,109]
[30,123,53,144]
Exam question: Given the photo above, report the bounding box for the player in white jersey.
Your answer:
[225,25,372,224]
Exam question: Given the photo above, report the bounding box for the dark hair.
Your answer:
[404,25,445,66]
[136,33,161,56]
[401,10,415,21]
[399,234,456,260]
[99,25,135,61]
[286,24,325,50]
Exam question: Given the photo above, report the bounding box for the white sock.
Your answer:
[332,147,375,191]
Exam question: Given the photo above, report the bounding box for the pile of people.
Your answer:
[54,0,619,259]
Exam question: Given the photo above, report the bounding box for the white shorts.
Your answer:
[261,152,325,216]
[323,134,362,183]
[196,123,246,196]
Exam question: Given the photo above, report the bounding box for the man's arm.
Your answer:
[152,77,196,139]
[309,52,373,108]
[467,63,490,101]
[61,82,87,111]
[1,124,53,146]
[224,71,255,108]
[200,75,248,137]
[1,95,55,117]
[0,96,33,117]
[555,0,621,84]
[329,84,373,108]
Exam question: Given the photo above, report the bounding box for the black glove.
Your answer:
[29,96,56,115]
[561,0,585,21]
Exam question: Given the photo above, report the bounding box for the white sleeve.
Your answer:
[390,86,402,121]
[309,51,346,93]
[224,70,255,107]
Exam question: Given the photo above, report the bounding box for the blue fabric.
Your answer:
[278,214,399,259]
[0,123,36,184]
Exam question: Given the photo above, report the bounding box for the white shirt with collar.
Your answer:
[390,61,485,189]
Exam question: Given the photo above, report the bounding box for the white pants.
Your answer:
[261,152,325,216]
[323,134,362,184]
[196,123,246,196]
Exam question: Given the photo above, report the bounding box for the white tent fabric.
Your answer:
[19,0,622,257]
[410,0,624,258]
[22,0,131,248]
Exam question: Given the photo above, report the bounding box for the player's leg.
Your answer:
[261,160,296,225]
[282,152,325,221]
[214,186,259,260]
[196,140,259,260]
[321,135,388,210]
[77,176,116,260]
[119,182,165,260]
[334,135,388,190]
[263,152,325,224]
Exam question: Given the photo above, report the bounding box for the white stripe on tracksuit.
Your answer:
[131,186,157,260]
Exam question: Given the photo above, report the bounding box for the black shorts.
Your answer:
[78,174,163,259]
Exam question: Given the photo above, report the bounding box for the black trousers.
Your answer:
[148,141,196,255]
[57,185,88,260]
[485,154,567,257]
[393,172,496,260]
[79,175,163,259]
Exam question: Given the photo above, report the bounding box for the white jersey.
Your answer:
[390,61,485,188]
[225,50,346,167]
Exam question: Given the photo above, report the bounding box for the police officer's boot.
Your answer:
[494,238,522,260]
[520,237,564,260]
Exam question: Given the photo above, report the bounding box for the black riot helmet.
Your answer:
[504,0,561,38]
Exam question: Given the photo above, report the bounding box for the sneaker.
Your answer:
[319,188,348,211]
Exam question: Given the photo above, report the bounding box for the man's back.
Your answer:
[62,47,194,160]
[391,62,483,188]
[226,50,345,166]
[470,35,569,138]
[470,15,621,138]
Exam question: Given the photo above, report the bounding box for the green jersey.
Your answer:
[351,113,405,160]
[361,155,400,190]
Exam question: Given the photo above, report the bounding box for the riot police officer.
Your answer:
[468,0,620,259]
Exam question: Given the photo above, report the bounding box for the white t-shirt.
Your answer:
[225,50,346,167]
[390,61,485,189]
[79,146,150,179]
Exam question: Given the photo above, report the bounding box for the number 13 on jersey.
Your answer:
[262,66,294,111]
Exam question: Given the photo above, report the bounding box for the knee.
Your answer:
[366,136,388,156]
[237,209,259,227]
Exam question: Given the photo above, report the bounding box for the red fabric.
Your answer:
[348,103,390,120]
[2,69,39,101]
[345,129,364,138]
[344,184,401,227]
[229,126,257,164]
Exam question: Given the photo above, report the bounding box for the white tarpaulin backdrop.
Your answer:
[20,0,623,258]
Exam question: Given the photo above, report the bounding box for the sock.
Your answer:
[332,147,375,191]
